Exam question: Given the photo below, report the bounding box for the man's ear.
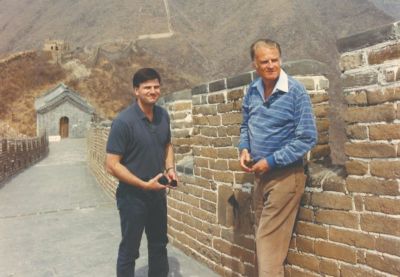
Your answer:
[133,87,138,97]
[253,61,258,69]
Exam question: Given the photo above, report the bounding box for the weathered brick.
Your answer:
[315,210,359,229]
[346,176,399,195]
[220,228,255,250]
[227,160,241,171]
[298,207,314,222]
[369,124,400,140]
[201,222,221,237]
[209,159,228,171]
[329,227,376,249]
[192,207,216,223]
[287,251,320,272]
[182,193,200,207]
[309,93,329,104]
[344,90,368,105]
[213,170,234,183]
[365,252,400,276]
[354,195,364,211]
[192,115,208,125]
[209,79,226,92]
[194,157,208,168]
[346,124,368,139]
[217,148,238,159]
[199,147,218,158]
[200,199,216,213]
[192,105,217,116]
[345,160,368,175]
[340,53,364,71]
[170,111,189,120]
[342,70,378,88]
[200,127,218,137]
[368,43,400,65]
[322,174,346,193]
[370,160,400,179]
[234,172,254,184]
[206,115,221,126]
[341,264,387,277]
[316,118,329,132]
[217,102,234,113]
[311,192,352,210]
[364,196,400,214]
[376,235,400,256]
[221,255,246,275]
[211,137,232,147]
[296,236,315,254]
[315,240,357,263]
[345,104,396,123]
[344,142,397,158]
[366,87,400,104]
[170,101,192,111]
[208,93,225,104]
[221,112,242,125]
[295,222,328,239]
[319,258,339,276]
[196,231,213,247]
[227,89,244,101]
[317,132,329,144]
[361,214,400,236]
[309,145,330,160]
[384,67,396,82]
[289,267,320,277]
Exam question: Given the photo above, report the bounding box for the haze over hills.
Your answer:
[0,0,396,162]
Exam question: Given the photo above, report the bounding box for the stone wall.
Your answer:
[87,60,331,276]
[0,134,48,184]
[283,21,400,277]
[87,121,118,198]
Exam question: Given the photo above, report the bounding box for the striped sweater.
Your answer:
[238,70,317,169]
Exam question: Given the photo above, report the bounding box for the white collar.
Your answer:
[252,69,289,98]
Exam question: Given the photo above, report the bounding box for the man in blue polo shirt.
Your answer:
[239,39,317,276]
[106,68,176,277]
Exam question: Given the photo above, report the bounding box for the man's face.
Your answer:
[134,79,161,106]
[253,46,281,82]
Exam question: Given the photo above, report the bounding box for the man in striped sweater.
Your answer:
[239,39,317,276]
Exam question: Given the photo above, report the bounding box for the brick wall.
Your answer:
[87,59,331,276]
[86,121,118,198]
[0,134,48,184]
[284,21,400,277]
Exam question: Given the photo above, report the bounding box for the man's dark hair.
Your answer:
[132,68,161,88]
[250,39,281,60]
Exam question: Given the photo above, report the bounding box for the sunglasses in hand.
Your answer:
[158,175,178,187]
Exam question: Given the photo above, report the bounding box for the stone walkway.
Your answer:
[0,138,218,277]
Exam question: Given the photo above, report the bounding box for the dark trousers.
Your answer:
[116,185,169,277]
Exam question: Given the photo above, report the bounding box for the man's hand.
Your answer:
[166,168,178,189]
[252,159,270,175]
[240,149,253,172]
[143,173,167,191]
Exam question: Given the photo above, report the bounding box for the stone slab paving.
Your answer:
[0,138,218,277]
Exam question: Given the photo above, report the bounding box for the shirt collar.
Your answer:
[252,69,289,97]
[133,101,149,120]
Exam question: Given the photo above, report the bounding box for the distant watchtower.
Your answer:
[43,39,69,52]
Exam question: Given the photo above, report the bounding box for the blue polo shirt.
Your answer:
[106,102,171,184]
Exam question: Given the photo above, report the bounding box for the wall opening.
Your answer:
[59,116,69,138]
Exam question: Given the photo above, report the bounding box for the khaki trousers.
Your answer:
[253,165,306,277]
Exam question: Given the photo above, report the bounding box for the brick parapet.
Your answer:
[0,134,48,184]
[289,21,400,277]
